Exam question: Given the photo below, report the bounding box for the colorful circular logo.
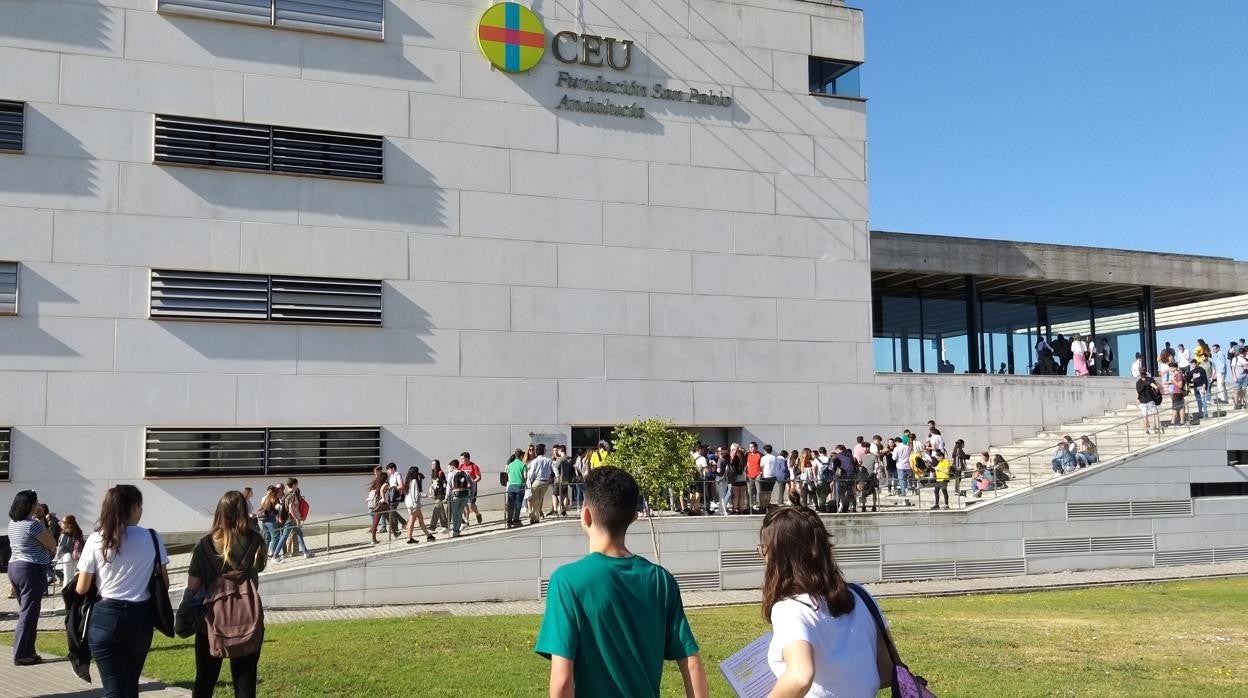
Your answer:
[478,3,545,73]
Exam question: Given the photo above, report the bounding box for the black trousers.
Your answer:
[194,630,260,698]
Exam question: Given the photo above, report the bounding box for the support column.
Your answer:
[965,274,982,373]
[1141,286,1158,370]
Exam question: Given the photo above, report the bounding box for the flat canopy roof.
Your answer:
[870,231,1248,308]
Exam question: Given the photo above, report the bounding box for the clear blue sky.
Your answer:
[858,0,1248,351]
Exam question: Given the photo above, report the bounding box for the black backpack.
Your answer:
[451,470,471,495]
[819,460,836,484]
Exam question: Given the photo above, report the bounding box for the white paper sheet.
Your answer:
[719,631,777,698]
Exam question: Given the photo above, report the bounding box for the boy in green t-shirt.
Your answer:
[535,467,709,698]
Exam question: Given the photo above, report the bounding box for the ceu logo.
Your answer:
[477,2,545,73]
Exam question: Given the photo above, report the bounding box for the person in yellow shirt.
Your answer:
[931,451,951,510]
[588,441,611,469]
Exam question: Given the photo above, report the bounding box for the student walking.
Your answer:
[428,462,450,533]
[527,444,555,524]
[448,460,474,537]
[366,472,388,545]
[254,486,282,553]
[187,491,266,698]
[76,485,170,697]
[7,491,57,666]
[535,467,709,697]
[403,466,436,544]
[55,514,85,590]
[505,450,526,528]
[272,478,313,562]
[758,506,893,697]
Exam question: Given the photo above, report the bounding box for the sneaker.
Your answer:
[304,552,315,559]
[476,513,483,524]
[930,505,940,510]
[273,556,284,563]
[406,538,418,545]
[426,534,436,542]
[943,506,951,510]
[14,655,42,667]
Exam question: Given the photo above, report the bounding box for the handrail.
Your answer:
[973,390,1231,503]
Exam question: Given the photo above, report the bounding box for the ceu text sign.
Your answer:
[477,2,545,73]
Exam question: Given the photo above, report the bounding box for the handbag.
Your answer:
[147,529,175,637]
[850,584,936,698]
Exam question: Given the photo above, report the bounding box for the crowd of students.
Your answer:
[1133,338,1242,434]
[682,422,1012,514]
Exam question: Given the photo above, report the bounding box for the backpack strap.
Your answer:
[849,583,903,668]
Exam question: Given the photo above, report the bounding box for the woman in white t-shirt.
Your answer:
[76,484,169,698]
[759,507,892,697]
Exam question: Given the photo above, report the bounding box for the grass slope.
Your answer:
[15,577,1248,697]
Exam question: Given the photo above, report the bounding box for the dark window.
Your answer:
[0,100,23,153]
[1190,482,1248,498]
[155,115,384,182]
[809,57,861,98]
[0,428,10,481]
[158,0,385,40]
[150,269,383,326]
[571,426,616,458]
[145,427,381,477]
[1228,450,1248,466]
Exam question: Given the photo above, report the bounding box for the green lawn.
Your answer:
[14,577,1248,697]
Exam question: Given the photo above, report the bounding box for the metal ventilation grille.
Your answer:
[1216,546,1248,562]
[0,101,23,153]
[719,549,762,570]
[0,261,17,315]
[837,544,884,565]
[158,0,273,25]
[956,558,1026,578]
[155,115,383,182]
[1025,534,1155,557]
[673,572,721,592]
[1129,500,1193,517]
[271,126,383,181]
[267,428,381,473]
[539,578,549,598]
[155,115,271,172]
[275,0,384,40]
[150,270,269,321]
[1155,549,1215,567]
[152,270,382,326]
[0,428,10,481]
[145,429,267,477]
[881,560,956,582]
[269,276,383,325]
[1067,499,1192,520]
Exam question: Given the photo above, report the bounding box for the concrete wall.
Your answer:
[258,414,1248,608]
[0,0,1138,534]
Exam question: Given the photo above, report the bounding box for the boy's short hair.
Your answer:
[583,466,638,537]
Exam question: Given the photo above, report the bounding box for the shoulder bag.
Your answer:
[148,529,175,637]
[849,584,936,698]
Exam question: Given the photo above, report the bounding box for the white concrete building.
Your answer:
[0,0,1241,535]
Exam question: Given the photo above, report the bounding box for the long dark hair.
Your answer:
[8,490,37,522]
[405,466,423,492]
[97,484,143,562]
[759,507,853,622]
[61,514,84,543]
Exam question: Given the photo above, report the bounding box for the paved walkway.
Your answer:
[0,651,188,698]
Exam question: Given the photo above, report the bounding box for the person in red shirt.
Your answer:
[459,452,483,525]
[745,442,763,514]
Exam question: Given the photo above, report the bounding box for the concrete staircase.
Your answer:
[874,398,1237,510]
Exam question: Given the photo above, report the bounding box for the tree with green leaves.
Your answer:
[609,418,699,516]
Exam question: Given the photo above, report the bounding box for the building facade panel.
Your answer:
[0,46,61,105]
[0,207,55,262]
[460,192,604,245]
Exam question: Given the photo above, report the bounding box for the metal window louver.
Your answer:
[275,0,384,40]
[157,0,273,25]
[0,101,23,153]
[1067,499,1193,520]
[271,126,383,181]
[145,428,268,477]
[0,261,17,315]
[270,276,383,325]
[155,115,383,182]
[151,270,382,326]
[150,270,270,321]
[1025,534,1155,557]
[267,428,381,473]
[0,428,10,481]
[155,115,271,172]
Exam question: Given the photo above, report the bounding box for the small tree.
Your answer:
[610,418,699,514]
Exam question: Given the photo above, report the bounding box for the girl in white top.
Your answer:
[759,507,892,697]
[76,484,169,698]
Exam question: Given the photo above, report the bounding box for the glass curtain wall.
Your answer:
[874,277,1145,377]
